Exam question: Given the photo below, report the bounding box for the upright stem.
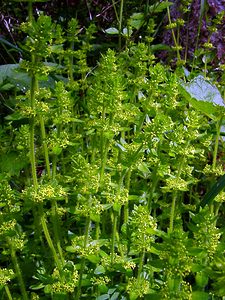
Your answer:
[5,285,13,300]
[166,0,181,61]
[118,0,124,51]
[111,210,118,264]
[111,0,124,51]
[212,116,223,171]
[51,199,64,264]
[30,56,63,271]
[76,215,91,300]
[169,153,186,232]
[30,70,38,190]
[124,168,132,224]
[169,190,178,233]
[7,238,28,300]
[27,0,33,22]
[39,115,51,178]
[40,214,62,271]
[137,248,146,283]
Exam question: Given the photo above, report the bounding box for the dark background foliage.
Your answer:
[1,0,225,65]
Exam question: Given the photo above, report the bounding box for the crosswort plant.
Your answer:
[1,1,225,299]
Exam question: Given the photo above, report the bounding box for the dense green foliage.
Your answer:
[1,1,225,299]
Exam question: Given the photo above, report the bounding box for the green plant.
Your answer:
[1,1,225,299]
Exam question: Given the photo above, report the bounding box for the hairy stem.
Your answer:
[7,238,28,300]
[5,285,13,300]
[212,116,223,171]
[39,115,51,178]
[76,215,91,300]
[41,214,62,271]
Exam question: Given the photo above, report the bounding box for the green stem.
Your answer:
[7,238,28,300]
[111,210,118,264]
[148,168,159,212]
[118,0,124,51]
[191,0,206,71]
[30,72,38,190]
[137,248,146,283]
[41,215,62,271]
[39,115,51,178]
[169,191,177,233]
[112,0,120,24]
[76,216,91,300]
[124,168,132,224]
[111,0,124,51]
[5,285,13,300]
[51,199,64,264]
[69,41,74,81]
[166,0,181,61]
[169,153,186,232]
[212,116,223,171]
[28,0,33,22]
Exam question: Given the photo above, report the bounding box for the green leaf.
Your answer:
[201,173,225,207]
[5,112,24,121]
[138,162,150,178]
[128,13,144,30]
[122,27,133,36]
[94,265,105,275]
[105,28,119,35]
[86,254,100,264]
[29,283,45,290]
[191,264,206,272]
[0,37,23,52]
[0,64,19,84]
[150,44,171,52]
[179,75,225,119]
[192,291,209,300]
[148,259,164,270]
[0,152,28,175]
[149,2,173,13]
[96,295,109,300]
[0,83,15,91]
[65,246,76,253]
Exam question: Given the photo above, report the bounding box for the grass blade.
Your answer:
[201,173,225,207]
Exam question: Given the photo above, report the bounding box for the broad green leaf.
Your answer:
[96,295,109,300]
[29,283,45,290]
[192,291,209,300]
[65,246,76,253]
[94,265,105,275]
[179,75,225,119]
[0,152,28,175]
[110,292,120,300]
[86,254,100,264]
[0,63,67,91]
[0,83,15,91]
[122,27,133,36]
[191,264,206,272]
[5,112,24,121]
[0,64,19,84]
[201,173,225,207]
[138,162,150,177]
[150,44,171,52]
[0,37,23,52]
[148,259,164,270]
[105,27,119,35]
[149,2,173,13]
[128,13,144,30]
